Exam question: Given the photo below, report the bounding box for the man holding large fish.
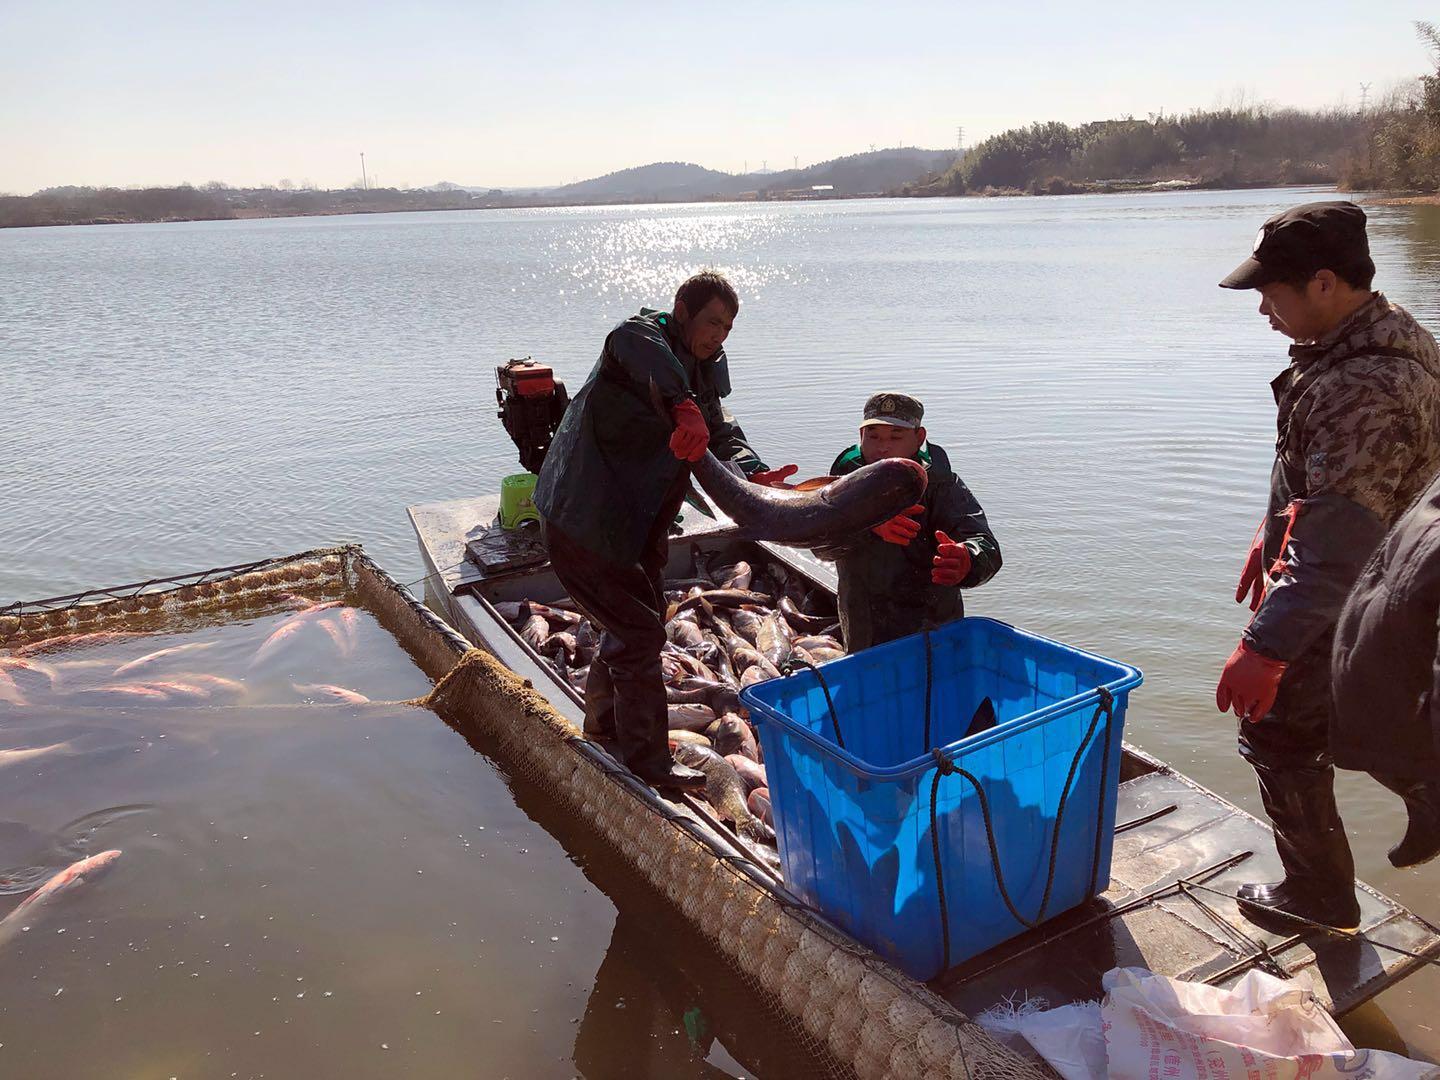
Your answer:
[813,392,1002,651]
[536,271,929,789]
[535,272,793,790]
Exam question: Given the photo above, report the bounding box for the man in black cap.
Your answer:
[1215,201,1440,931]
[813,392,1001,651]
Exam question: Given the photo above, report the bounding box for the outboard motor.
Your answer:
[496,358,569,475]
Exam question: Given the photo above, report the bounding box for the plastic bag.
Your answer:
[1017,1001,1105,1080]
[1101,967,1438,1080]
[999,967,1440,1080]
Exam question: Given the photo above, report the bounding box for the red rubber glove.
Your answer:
[931,530,973,586]
[872,505,924,546]
[1236,521,1265,612]
[668,399,709,462]
[1215,640,1287,721]
[749,464,798,488]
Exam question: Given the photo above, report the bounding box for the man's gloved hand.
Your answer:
[1235,522,1266,612]
[1215,640,1287,721]
[931,530,972,586]
[871,505,924,546]
[668,399,709,462]
[750,464,798,487]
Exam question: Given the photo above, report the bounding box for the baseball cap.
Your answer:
[860,392,924,429]
[1220,201,1374,290]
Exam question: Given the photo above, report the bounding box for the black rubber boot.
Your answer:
[1238,762,1360,932]
[1236,878,1360,933]
[581,656,618,741]
[1373,774,1440,869]
[635,763,706,793]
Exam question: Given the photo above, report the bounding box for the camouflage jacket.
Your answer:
[812,442,1001,652]
[535,309,765,566]
[1246,293,1440,662]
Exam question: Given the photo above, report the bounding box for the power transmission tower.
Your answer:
[1358,82,1371,113]
[360,152,368,191]
[956,126,964,151]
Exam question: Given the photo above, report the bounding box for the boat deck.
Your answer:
[409,493,1440,1019]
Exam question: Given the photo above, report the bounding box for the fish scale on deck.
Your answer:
[496,554,845,853]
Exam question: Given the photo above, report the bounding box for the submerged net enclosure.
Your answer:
[1,546,1052,1080]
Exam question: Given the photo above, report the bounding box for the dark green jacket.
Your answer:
[812,442,1001,652]
[534,309,764,565]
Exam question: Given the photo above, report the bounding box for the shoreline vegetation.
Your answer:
[5,24,1437,230]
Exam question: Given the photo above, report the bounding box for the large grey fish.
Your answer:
[755,614,793,670]
[524,601,582,629]
[739,666,772,689]
[714,715,759,762]
[728,608,766,645]
[672,743,776,844]
[666,678,743,716]
[667,703,716,732]
[701,633,737,683]
[747,788,773,829]
[667,618,706,651]
[732,645,780,681]
[717,561,753,590]
[667,730,712,749]
[726,754,767,792]
[691,450,927,546]
[778,597,834,636]
[517,614,550,651]
[793,634,844,653]
[667,589,774,621]
[574,621,600,652]
[545,631,580,661]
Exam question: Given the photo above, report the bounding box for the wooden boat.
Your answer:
[408,494,1440,1022]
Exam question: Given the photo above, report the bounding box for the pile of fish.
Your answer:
[498,554,846,851]
[0,595,373,708]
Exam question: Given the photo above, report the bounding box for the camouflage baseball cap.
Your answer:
[1220,201,1374,290]
[860,391,924,429]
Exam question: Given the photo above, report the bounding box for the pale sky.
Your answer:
[0,0,1430,194]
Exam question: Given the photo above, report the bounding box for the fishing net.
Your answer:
[2,546,1053,1080]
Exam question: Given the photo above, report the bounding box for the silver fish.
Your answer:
[0,850,122,950]
[726,754,767,793]
[714,715,760,762]
[113,641,217,678]
[672,743,775,845]
[667,703,716,733]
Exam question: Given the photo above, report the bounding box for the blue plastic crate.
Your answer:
[740,617,1142,982]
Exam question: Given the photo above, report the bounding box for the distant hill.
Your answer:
[550,148,957,203]
[553,162,745,201]
[755,148,958,196]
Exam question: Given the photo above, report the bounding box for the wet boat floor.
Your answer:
[938,764,1440,1018]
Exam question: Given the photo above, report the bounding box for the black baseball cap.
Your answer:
[1219,201,1374,290]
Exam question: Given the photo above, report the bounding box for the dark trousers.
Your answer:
[1237,635,1356,894]
[541,519,672,778]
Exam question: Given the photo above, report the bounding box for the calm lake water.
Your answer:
[5,189,1440,1071]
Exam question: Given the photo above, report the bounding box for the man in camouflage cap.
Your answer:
[813,392,1002,651]
[1215,201,1440,931]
